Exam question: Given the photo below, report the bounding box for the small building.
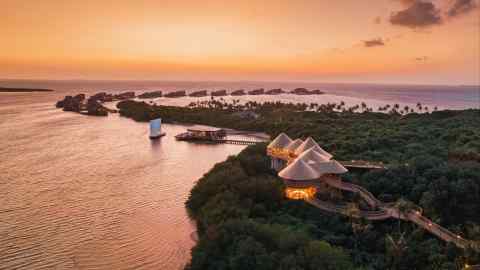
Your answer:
[267,133,292,170]
[175,126,226,141]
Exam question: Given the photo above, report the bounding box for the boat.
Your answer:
[149,118,166,139]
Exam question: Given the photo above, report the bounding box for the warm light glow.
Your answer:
[267,148,291,160]
[1,0,478,83]
[285,187,316,200]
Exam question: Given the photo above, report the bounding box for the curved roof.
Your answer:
[297,147,330,164]
[294,137,319,155]
[309,145,333,159]
[285,139,303,152]
[267,133,292,149]
[310,160,348,175]
[278,159,320,181]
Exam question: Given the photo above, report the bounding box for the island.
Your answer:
[230,89,246,96]
[138,91,163,99]
[248,88,265,95]
[291,88,324,95]
[115,99,480,270]
[164,90,186,98]
[0,87,54,92]
[55,91,135,116]
[265,88,285,95]
[189,90,208,97]
[211,89,228,97]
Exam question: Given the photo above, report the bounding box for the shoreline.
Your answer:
[0,87,54,92]
[183,108,480,269]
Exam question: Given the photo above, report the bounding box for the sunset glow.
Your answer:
[1,0,479,84]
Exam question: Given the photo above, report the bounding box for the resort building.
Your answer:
[266,133,477,250]
[267,133,347,200]
[175,126,226,141]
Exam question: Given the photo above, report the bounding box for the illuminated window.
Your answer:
[285,187,316,200]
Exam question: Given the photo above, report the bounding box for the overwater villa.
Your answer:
[267,133,479,250]
[175,126,227,141]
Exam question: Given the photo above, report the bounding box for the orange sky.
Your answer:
[1,0,479,84]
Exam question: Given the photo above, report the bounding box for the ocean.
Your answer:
[0,79,479,110]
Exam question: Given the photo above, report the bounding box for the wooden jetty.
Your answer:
[214,138,259,145]
[175,126,264,145]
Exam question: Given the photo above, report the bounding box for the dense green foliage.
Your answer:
[117,100,479,164]
[117,100,480,269]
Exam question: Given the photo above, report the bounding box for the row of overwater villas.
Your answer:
[266,133,348,199]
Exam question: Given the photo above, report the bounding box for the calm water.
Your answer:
[0,96,247,269]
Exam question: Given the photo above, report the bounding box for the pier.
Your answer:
[214,138,260,145]
[175,126,267,145]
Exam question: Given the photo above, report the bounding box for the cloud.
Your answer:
[448,0,477,17]
[363,38,385,47]
[390,0,443,28]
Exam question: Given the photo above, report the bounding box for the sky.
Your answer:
[1,0,479,85]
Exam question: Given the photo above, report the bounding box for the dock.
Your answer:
[175,126,266,145]
[213,138,261,145]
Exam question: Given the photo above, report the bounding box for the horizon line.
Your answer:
[0,78,479,88]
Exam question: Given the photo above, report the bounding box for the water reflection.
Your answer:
[150,138,163,151]
[0,103,246,270]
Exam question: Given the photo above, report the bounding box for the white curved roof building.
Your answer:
[268,133,292,149]
[297,147,330,164]
[309,160,348,175]
[294,137,319,155]
[285,139,303,152]
[309,145,333,159]
[279,159,319,180]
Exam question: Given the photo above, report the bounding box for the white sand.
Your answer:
[144,94,443,113]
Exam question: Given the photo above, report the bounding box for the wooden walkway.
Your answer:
[340,161,386,170]
[214,138,260,145]
[268,151,386,170]
[306,177,478,250]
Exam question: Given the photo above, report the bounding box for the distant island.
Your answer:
[0,87,54,92]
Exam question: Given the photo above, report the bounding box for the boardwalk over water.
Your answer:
[214,137,263,145]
